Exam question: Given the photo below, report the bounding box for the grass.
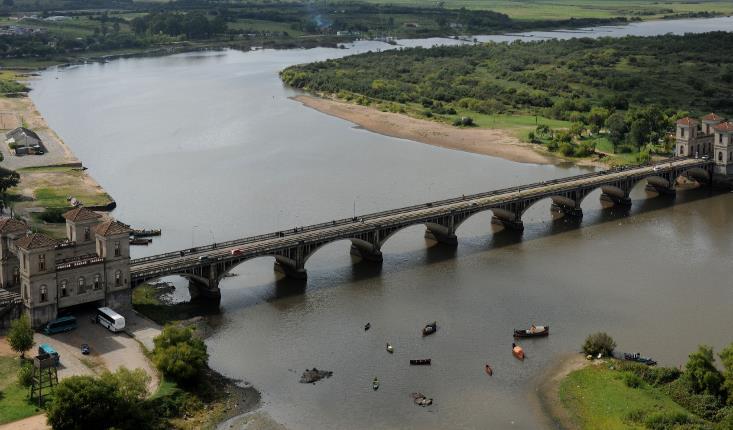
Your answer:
[132,284,219,325]
[0,356,44,425]
[12,166,113,209]
[151,378,179,400]
[559,363,699,430]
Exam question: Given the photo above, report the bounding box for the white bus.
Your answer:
[96,307,126,332]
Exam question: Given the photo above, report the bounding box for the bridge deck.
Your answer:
[130,158,711,280]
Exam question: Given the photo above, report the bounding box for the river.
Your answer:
[29,17,733,430]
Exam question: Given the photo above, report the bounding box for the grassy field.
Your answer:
[14,166,113,208]
[0,356,44,425]
[559,364,703,429]
[362,0,733,20]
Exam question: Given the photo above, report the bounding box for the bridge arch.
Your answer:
[302,237,382,265]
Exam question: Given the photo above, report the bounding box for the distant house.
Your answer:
[5,127,43,155]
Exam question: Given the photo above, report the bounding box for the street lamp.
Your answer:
[191,225,199,248]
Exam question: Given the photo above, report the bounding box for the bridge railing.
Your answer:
[131,157,706,266]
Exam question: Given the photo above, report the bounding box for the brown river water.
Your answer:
[29,17,733,429]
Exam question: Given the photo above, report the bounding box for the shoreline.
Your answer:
[294,95,606,168]
[535,353,590,430]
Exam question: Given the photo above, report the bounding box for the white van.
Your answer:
[96,307,126,332]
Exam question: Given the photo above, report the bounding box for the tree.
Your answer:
[587,107,610,134]
[605,112,627,153]
[47,375,118,430]
[0,166,19,213]
[720,343,733,405]
[685,345,725,398]
[8,314,34,358]
[582,332,616,357]
[99,366,150,403]
[153,325,208,384]
[569,121,586,139]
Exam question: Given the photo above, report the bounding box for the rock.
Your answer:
[299,368,333,384]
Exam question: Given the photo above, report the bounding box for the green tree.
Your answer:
[99,366,150,403]
[47,375,118,430]
[720,343,733,405]
[8,314,34,358]
[587,107,610,134]
[605,112,627,153]
[569,121,586,138]
[0,166,19,212]
[685,345,725,398]
[582,332,616,357]
[153,325,208,384]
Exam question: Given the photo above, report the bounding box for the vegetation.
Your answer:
[7,314,34,358]
[132,284,218,325]
[0,356,43,425]
[582,332,616,357]
[561,338,733,429]
[152,324,208,385]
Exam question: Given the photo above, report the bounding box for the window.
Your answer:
[681,128,685,138]
[22,253,27,270]
[60,280,68,297]
[40,285,47,302]
[78,277,85,294]
[719,152,723,162]
[114,241,120,257]
[38,254,45,271]
[22,283,27,300]
[679,145,685,156]
[84,226,90,241]
[115,271,121,287]
[93,274,100,290]
[12,267,19,285]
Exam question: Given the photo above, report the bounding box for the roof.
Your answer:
[6,127,40,140]
[0,217,27,234]
[676,117,699,126]
[702,113,723,122]
[14,233,58,250]
[95,220,130,237]
[63,207,101,222]
[713,122,733,133]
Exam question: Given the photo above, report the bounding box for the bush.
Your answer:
[17,360,33,387]
[582,332,616,357]
[153,325,208,384]
[615,361,682,386]
[559,142,575,156]
[686,346,725,398]
[8,314,34,358]
[663,376,724,421]
[623,372,643,388]
[37,207,67,223]
[644,411,692,430]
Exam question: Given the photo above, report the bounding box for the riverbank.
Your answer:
[0,85,114,236]
[295,95,607,167]
[536,354,590,430]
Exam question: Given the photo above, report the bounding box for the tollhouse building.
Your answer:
[676,113,733,175]
[0,207,131,328]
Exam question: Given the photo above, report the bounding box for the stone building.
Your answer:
[675,113,733,175]
[0,207,131,328]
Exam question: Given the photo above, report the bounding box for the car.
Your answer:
[197,255,210,262]
[80,343,90,355]
[230,248,243,256]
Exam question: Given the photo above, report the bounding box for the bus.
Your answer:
[96,307,125,332]
[38,343,60,365]
[43,315,77,335]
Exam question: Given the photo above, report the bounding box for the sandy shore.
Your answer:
[535,353,590,430]
[294,95,561,165]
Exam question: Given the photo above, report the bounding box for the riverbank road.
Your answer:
[0,127,80,170]
[33,308,161,392]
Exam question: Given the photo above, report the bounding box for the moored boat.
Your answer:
[512,343,525,360]
[411,392,433,407]
[364,322,371,331]
[485,364,493,376]
[422,321,437,337]
[513,324,549,338]
[372,377,379,390]
[131,228,161,237]
[386,343,394,353]
[130,238,152,246]
[621,352,657,366]
[409,359,431,366]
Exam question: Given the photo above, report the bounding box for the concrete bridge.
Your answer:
[130,158,714,298]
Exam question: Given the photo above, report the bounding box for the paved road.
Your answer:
[0,127,80,170]
[131,157,709,278]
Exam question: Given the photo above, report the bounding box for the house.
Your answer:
[675,113,733,175]
[5,127,43,155]
[0,207,132,328]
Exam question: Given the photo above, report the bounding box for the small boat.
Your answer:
[386,343,394,353]
[621,352,657,366]
[130,238,152,246]
[512,343,525,360]
[409,359,431,366]
[422,321,437,337]
[364,322,371,331]
[372,377,379,390]
[514,325,549,338]
[131,228,162,237]
[485,364,493,376]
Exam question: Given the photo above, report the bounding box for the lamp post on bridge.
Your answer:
[191,225,199,248]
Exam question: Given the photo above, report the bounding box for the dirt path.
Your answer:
[0,414,49,430]
[294,95,559,165]
[535,353,589,430]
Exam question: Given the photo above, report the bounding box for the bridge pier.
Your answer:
[600,193,632,207]
[188,278,221,301]
[274,261,307,280]
[350,243,383,262]
[424,224,458,245]
[551,203,583,218]
[645,183,676,196]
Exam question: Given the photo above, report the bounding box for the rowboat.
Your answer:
[130,238,151,246]
[372,377,379,390]
[364,322,371,331]
[409,359,431,365]
[621,352,657,366]
[131,228,161,237]
[411,392,433,407]
[386,343,394,353]
[512,343,525,360]
[485,364,493,376]
[422,321,437,337]
[513,325,549,338]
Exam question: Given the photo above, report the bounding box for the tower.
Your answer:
[675,117,699,157]
[95,220,131,309]
[14,233,59,327]
[0,217,28,290]
[712,121,733,175]
[62,207,102,253]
